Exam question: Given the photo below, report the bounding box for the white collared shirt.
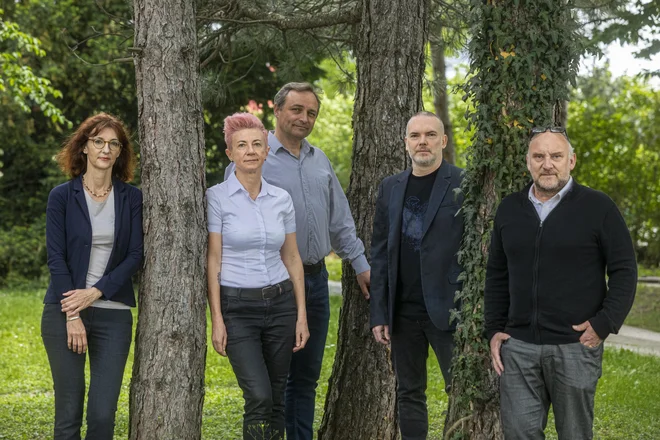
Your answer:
[528,177,574,222]
[206,172,296,288]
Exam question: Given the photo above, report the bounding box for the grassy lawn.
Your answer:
[2,288,660,439]
[625,283,660,332]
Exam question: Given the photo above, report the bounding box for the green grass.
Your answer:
[324,253,342,282]
[1,289,660,439]
[639,265,660,278]
[625,283,660,332]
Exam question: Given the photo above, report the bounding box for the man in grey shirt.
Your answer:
[224,82,370,440]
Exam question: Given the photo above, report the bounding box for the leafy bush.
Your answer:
[0,215,48,287]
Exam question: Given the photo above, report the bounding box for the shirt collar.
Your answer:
[268,131,314,156]
[226,170,273,198]
[529,176,574,205]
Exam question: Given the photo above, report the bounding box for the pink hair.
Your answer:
[223,112,267,148]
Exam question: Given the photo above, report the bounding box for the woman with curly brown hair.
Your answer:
[41,113,143,440]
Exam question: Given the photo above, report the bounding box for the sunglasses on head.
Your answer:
[530,126,571,143]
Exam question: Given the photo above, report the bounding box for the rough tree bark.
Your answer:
[318,0,429,438]
[129,1,207,438]
[430,35,456,164]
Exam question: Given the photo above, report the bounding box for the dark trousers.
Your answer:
[500,337,603,440]
[222,290,297,440]
[41,304,133,440]
[285,266,330,440]
[390,314,454,440]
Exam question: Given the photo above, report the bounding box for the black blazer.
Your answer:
[370,161,464,332]
[44,176,143,307]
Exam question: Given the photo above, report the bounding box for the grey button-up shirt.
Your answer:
[224,131,369,274]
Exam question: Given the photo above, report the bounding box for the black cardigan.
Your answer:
[484,181,637,345]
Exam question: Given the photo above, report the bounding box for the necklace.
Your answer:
[82,175,112,198]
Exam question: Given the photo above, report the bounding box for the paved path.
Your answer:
[606,325,660,356]
[639,276,660,285]
[328,281,660,356]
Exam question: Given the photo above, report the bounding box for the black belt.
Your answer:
[221,279,293,300]
[303,260,324,275]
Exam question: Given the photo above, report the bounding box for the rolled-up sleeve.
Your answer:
[207,188,223,233]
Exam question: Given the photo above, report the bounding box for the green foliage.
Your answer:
[448,0,581,436]
[569,68,660,265]
[307,59,356,190]
[0,215,47,288]
[0,8,69,127]
[639,265,660,277]
[586,0,660,75]
[0,0,138,233]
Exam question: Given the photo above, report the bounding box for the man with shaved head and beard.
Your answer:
[370,111,464,439]
[485,127,637,439]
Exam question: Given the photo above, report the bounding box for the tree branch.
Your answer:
[201,0,360,30]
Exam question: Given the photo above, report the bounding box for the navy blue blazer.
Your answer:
[44,176,143,307]
[370,160,464,332]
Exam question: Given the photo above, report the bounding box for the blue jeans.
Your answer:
[41,304,133,440]
[285,266,330,440]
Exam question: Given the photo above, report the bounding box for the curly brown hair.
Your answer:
[56,113,137,182]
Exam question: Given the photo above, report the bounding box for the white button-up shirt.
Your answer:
[207,172,296,288]
[528,177,574,222]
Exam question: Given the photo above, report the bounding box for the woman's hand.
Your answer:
[293,319,310,352]
[61,288,103,314]
[211,319,228,356]
[67,318,87,354]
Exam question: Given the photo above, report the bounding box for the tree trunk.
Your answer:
[430,35,456,164]
[445,1,579,438]
[318,0,429,438]
[129,1,207,439]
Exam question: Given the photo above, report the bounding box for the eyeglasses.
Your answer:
[88,137,122,151]
[530,126,571,143]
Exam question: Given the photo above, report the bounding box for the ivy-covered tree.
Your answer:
[445,1,580,438]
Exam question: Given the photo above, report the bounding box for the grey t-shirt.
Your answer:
[84,188,129,310]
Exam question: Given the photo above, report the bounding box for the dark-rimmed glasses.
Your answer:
[88,137,122,151]
[530,126,571,143]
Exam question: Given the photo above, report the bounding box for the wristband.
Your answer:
[67,316,81,322]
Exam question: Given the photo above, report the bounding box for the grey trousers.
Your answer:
[41,304,133,440]
[500,337,603,440]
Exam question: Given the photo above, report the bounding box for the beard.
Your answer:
[411,151,438,167]
[534,174,569,196]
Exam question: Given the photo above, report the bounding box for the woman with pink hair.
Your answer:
[206,112,309,439]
